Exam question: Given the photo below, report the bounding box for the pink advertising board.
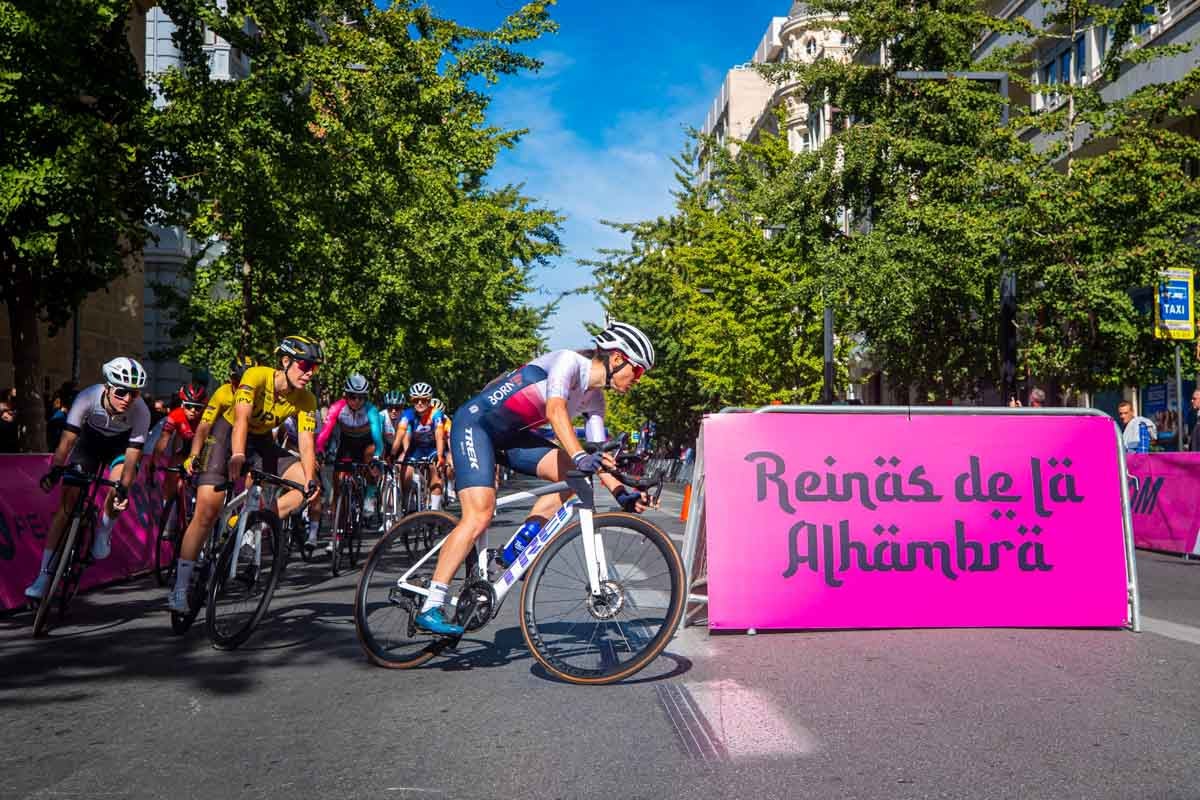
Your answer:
[702,412,1131,630]
[0,455,163,612]
[1126,453,1200,555]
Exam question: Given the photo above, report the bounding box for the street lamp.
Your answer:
[762,222,835,404]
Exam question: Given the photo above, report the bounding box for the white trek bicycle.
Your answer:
[353,441,684,685]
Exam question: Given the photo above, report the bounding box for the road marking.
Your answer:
[685,679,818,760]
[1142,616,1200,647]
[656,683,728,763]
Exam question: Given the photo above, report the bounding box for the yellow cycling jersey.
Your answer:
[224,366,317,435]
[200,382,235,426]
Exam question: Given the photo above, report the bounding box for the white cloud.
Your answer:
[485,49,711,349]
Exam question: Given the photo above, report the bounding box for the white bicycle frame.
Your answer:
[396,473,611,614]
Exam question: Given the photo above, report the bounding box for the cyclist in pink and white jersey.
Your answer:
[414,321,657,635]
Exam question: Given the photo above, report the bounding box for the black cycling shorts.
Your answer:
[197,417,298,488]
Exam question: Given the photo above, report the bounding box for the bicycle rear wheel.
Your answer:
[520,513,685,685]
[155,495,182,587]
[331,488,349,576]
[205,510,287,649]
[354,511,465,669]
[31,517,81,637]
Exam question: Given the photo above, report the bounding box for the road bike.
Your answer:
[152,465,194,587]
[402,454,439,514]
[329,459,376,576]
[378,461,405,532]
[30,467,124,637]
[354,442,684,685]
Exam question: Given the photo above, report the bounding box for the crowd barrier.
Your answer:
[0,454,165,612]
[681,406,1140,632]
[1125,453,1200,556]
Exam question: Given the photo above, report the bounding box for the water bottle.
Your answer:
[1138,421,1151,454]
[500,520,542,567]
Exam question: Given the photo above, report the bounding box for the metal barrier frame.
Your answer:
[678,404,1142,632]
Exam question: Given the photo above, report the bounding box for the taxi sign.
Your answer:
[1154,267,1194,340]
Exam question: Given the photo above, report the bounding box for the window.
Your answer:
[1074,36,1086,81]
[1135,3,1154,35]
[1059,49,1072,86]
[806,38,817,56]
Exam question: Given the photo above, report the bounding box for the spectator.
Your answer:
[46,382,77,452]
[1117,400,1157,453]
[1190,389,1200,452]
[1008,386,1046,408]
[147,395,168,427]
[0,398,18,453]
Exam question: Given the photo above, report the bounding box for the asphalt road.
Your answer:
[2,481,1199,800]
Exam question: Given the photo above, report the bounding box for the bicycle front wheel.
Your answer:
[520,513,684,685]
[32,517,81,638]
[354,511,464,669]
[205,510,287,650]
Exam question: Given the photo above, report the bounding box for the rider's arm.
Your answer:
[230,389,254,469]
[368,404,385,458]
[435,419,446,462]
[545,397,584,459]
[48,430,77,469]
[298,429,317,487]
[315,398,346,455]
[120,398,151,492]
[391,411,410,460]
[188,419,211,463]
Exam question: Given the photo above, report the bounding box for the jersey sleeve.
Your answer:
[315,398,346,452]
[201,384,232,425]
[295,391,318,436]
[582,390,606,443]
[64,385,96,433]
[128,399,151,445]
[367,404,384,455]
[544,352,580,400]
[397,408,414,434]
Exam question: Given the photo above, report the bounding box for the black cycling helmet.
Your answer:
[229,355,256,384]
[276,335,325,364]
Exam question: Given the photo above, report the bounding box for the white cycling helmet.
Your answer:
[593,321,655,371]
[344,373,369,394]
[102,356,147,390]
[409,382,433,399]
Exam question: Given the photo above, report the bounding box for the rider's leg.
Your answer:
[401,463,415,510]
[91,460,126,559]
[526,448,573,523]
[168,483,226,608]
[429,466,443,511]
[276,459,309,519]
[416,486,495,633]
[25,486,80,598]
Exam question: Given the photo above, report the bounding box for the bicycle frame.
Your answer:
[395,472,607,615]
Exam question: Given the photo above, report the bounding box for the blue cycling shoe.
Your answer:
[415,607,464,636]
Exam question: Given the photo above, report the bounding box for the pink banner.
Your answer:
[1126,453,1200,555]
[702,412,1130,630]
[0,454,164,612]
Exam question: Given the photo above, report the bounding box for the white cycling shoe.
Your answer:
[167,586,190,612]
[91,529,112,560]
[25,571,51,600]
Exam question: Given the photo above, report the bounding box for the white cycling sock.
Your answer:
[99,511,115,534]
[421,581,449,614]
[430,493,442,511]
[307,518,319,537]
[39,549,54,573]
[174,559,195,592]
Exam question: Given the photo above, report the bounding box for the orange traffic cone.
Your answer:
[680,483,692,522]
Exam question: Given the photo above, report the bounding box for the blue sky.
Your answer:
[420,0,792,349]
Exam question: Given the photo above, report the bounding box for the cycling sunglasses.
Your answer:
[412,396,431,404]
[292,358,320,374]
[347,393,367,401]
[182,401,205,411]
[108,385,139,399]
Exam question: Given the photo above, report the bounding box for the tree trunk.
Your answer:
[6,263,48,452]
[240,257,252,358]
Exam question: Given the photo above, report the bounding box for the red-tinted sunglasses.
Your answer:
[292,359,320,374]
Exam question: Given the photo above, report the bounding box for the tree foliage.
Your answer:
[153,0,563,404]
[0,0,164,449]
[595,0,1200,427]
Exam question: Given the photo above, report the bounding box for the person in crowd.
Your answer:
[0,398,18,453]
[1188,389,1200,452]
[46,382,77,451]
[1008,387,1046,408]
[149,396,168,426]
[1118,400,1158,454]
[25,357,150,601]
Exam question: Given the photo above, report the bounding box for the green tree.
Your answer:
[0,0,163,450]
[153,0,562,405]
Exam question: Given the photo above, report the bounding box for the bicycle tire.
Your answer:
[354,510,464,669]
[31,517,81,637]
[57,510,94,624]
[155,494,182,587]
[520,513,685,685]
[205,510,287,650]
[331,487,349,577]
